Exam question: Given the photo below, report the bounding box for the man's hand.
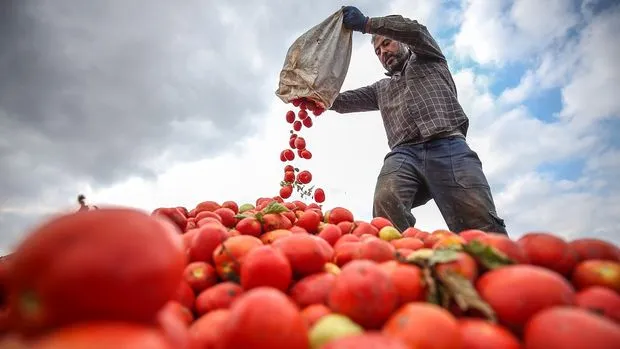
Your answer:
[342,6,369,33]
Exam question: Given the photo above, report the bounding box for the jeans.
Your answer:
[372,136,508,235]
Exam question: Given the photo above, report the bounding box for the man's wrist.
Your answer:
[362,17,371,33]
[363,17,377,34]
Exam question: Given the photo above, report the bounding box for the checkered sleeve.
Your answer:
[368,15,446,61]
[329,83,379,113]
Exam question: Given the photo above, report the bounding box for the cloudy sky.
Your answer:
[1,0,619,255]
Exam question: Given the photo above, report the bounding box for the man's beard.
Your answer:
[384,45,410,74]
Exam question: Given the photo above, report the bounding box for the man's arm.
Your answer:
[366,15,445,61]
[329,84,379,113]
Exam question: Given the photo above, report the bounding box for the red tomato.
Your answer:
[218,288,308,349]
[314,188,325,203]
[31,323,176,349]
[240,246,292,292]
[8,209,186,335]
[383,303,461,348]
[284,171,295,183]
[303,117,313,128]
[280,185,293,199]
[294,137,306,150]
[195,282,243,316]
[524,306,620,349]
[285,111,295,123]
[283,149,295,161]
[459,319,521,349]
[297,170,312,184]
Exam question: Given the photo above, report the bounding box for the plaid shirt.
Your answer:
[330,15,469,149]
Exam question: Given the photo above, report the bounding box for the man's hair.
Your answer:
[371,34,379,45]
[371,34,407,50]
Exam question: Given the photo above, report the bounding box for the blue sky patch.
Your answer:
[536,158,586,182]
[523,88,564,123]
[487,62,530,95]
[597,119,620,147]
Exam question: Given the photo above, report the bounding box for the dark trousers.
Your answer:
[372,136,508,235]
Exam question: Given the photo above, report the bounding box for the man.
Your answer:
[330,6,507,235]
[77,194,98,212]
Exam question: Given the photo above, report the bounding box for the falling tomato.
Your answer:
[283,149,295,161]
[302,117,313,128]
[297,171,312,185]
[285,111,295,124]
[280,185,293,199]
[294,137,306,150]
[314,188,325,203]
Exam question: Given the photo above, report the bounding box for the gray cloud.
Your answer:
[0,0,389,253]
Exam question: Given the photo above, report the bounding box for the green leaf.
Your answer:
[405,248,435,265]
[234,214,250,220]
[254,212,264,223]
[463,240,514,270]
[437,271,497,323]
[438,283,452,308]
[428,248,460,266]
[423,266,441,305]
[261,201,290,215]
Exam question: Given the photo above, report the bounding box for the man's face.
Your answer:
[373,35,409,74]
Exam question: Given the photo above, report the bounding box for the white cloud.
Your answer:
[454,0,580,65]
[496,171,620,242]
[499,70,535,105]
[498,4,620,125]
[455,3,620,243]
[453,0,511,65]
[386,0,441,30]
[585,148,620,176]
[510,0,579,39]
[560,7,620,125]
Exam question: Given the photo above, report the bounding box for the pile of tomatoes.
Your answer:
[279,97,326,204]
[1,199,619,348]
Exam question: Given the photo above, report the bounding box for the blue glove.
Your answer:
[342,6,369,33]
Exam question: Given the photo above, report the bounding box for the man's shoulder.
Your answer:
[375,77,391,86]
[409,58,450,75]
